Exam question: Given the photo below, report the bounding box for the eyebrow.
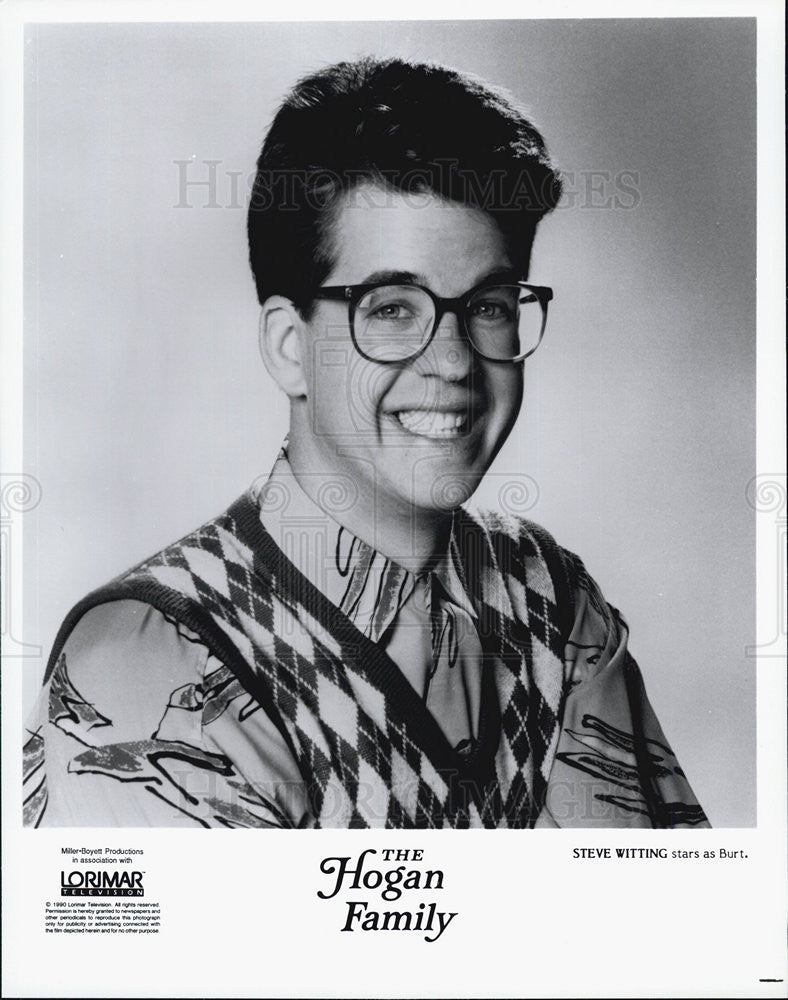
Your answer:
[358,266,524,288]
[360,269,421,285]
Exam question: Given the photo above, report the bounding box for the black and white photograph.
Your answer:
[3,4,785,997]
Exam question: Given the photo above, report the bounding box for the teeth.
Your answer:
[396,410,468,437]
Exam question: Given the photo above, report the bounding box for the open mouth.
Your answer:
[394,409,470,439]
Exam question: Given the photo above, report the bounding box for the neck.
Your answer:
[286,433,452,573]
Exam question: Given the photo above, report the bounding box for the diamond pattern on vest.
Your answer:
[109,497,569,828]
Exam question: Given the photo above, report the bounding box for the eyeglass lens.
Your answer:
[353,285,544,362]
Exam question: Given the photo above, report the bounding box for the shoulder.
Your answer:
[461,505,575,564]
[65,598,208,660]
[459,507,625,648]
[460,506,581,600]
[47,599,210,743]
[45,492,260,682]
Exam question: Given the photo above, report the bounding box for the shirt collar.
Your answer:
[252,446,476,641]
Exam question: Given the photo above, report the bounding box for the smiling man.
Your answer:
[265,186,529,559]
[24,57,708,829]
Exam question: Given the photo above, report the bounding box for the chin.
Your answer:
[410,466,484,512]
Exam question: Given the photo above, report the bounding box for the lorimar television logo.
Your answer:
[61,870,144,897]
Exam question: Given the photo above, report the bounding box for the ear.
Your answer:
[258,296,308,398]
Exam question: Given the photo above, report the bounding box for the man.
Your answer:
[23,57,707,829]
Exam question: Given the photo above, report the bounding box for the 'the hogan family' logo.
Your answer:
[60,870,144,897]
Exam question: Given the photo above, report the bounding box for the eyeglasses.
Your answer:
[312,280,553,364]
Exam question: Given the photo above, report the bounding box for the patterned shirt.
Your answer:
[23,455,709,828]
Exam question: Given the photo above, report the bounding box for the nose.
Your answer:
[417,308,473,382]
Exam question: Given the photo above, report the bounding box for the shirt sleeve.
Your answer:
[536,557,710,829]
[23,600,311,828]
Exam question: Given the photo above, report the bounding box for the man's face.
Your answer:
[297,184,525,538]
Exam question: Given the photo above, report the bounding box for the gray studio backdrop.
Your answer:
[23,19,756,826]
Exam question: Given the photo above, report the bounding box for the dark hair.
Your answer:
[248,56,562,314]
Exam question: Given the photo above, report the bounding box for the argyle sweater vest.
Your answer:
[43,492,656,829]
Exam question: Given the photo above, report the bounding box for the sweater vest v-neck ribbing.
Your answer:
[44,493,577,828]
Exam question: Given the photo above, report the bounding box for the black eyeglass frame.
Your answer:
[312,280,553,364]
